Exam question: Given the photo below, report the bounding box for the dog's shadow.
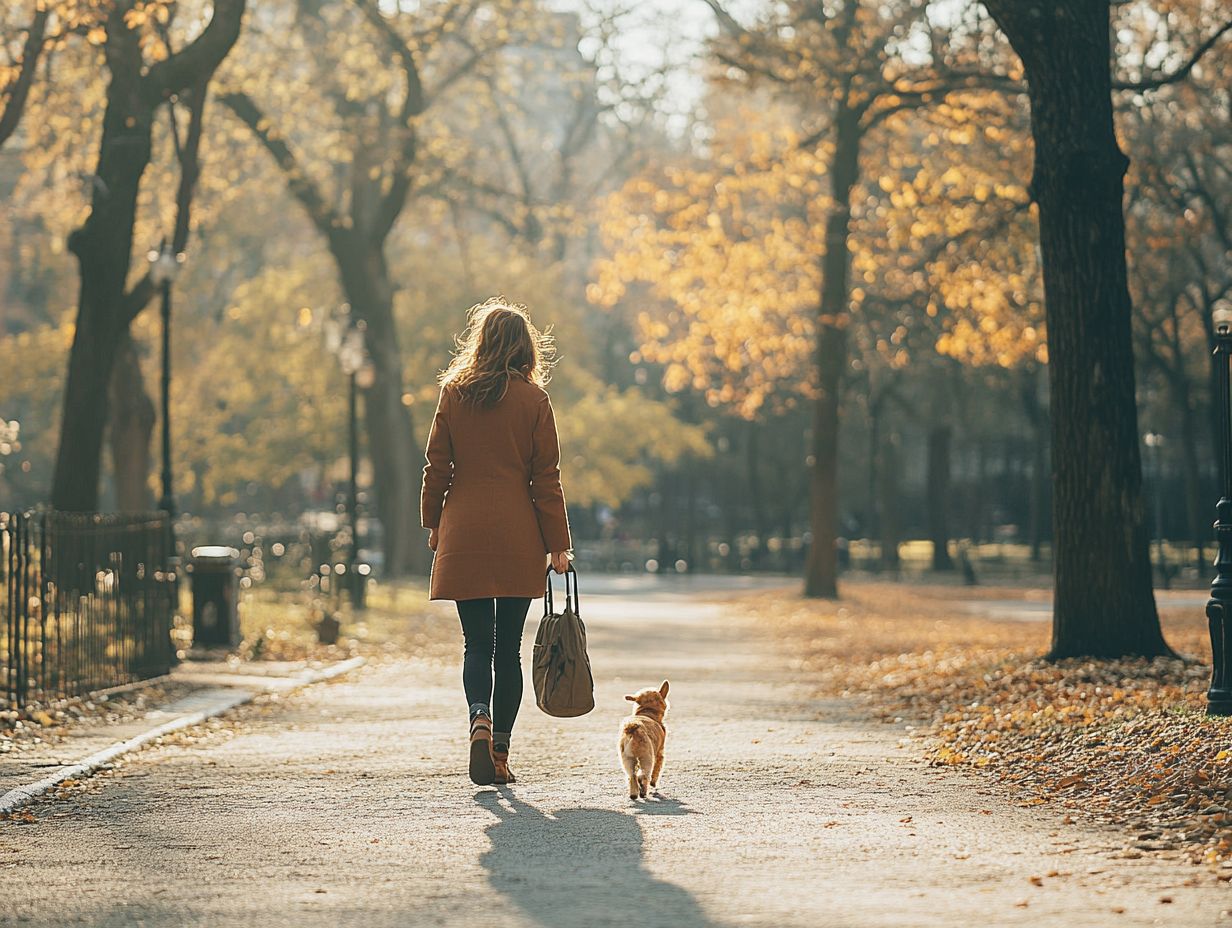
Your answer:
[631,793,700,816]
[475,791,721,928]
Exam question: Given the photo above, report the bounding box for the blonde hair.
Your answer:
[440,297,555,407]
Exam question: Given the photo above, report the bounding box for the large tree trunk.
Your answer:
[804,108,859,598]
[984,0,1169,658]
[51,0,243,512]
[109,332,156,510]
[52,15,150,511]
[332,237,424,577]
[927,425,954,571]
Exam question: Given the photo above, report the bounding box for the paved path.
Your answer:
[2,586,1228,927]
[0,659,363,801]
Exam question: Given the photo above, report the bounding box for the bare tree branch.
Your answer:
[143,0,246,103]
[123,82,211,324]
[1113,18,1232,92]
[0,5,50,149]
[220,90,341,237]
[863,71,1024,129]
[349,0,426,118]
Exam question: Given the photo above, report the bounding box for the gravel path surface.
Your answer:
[2,586,1228,927]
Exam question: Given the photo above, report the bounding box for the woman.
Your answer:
[421,297,571,787]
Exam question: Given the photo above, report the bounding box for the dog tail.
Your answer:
[621,720,642,739]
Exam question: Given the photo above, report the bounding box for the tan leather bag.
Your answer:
[533,566,595,717]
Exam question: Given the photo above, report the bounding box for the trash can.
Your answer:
[189,545,240,647]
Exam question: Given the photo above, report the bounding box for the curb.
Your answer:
[0,655,366,815]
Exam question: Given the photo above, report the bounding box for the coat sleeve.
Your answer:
[530,394,572,553]
[420,388,454,530]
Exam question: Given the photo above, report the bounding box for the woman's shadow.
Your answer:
[474,791,721,928]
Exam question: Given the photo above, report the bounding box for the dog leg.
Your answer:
[650,752,664,790]
[621,751,640,799]
[636,747,652,798]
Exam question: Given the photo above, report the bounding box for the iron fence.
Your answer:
[1,510,177,709]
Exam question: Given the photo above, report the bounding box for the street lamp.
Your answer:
[1205,302,1232,715]
[147,241,184,517]
[1143,432,1167,590]
[325,307,373,610]
[147,240,184,631]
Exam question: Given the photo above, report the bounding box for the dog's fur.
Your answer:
[619,681,669,799]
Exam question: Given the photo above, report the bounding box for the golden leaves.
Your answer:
[766,583,1232,863]
[593,111,834,419]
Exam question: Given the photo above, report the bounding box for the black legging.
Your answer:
[456,597,532,736]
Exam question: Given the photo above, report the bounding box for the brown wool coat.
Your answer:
[420,375,572,601]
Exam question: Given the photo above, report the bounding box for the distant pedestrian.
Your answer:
[421,297,572,787]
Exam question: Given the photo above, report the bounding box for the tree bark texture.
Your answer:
[108,332,155,511]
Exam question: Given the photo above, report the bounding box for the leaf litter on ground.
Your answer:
[759,583,1232,868]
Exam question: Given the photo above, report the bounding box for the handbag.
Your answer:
[532,565,595,717]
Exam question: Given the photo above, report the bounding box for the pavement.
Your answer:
[2,580,1229,927]
[0,658,364,810]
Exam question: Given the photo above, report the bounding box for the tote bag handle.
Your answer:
[544,564,580,617]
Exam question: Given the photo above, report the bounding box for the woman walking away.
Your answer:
[421,297,572,787]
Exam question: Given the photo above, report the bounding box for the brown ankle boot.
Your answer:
[492,746,516,785]
[469,715,496,786]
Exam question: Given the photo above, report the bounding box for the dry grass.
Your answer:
[759,582,1232,867]
[231,578,458,664]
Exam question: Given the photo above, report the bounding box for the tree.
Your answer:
[690,0,1019,596]
[50,0,246,512]
[0,3,102,150]
[449,7,660,269]
[390,236,713,508]
[1125,58,1232,573]
[218,0,533,575]
[979,0,1231,657]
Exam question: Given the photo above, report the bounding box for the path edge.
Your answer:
[0,656,366,815]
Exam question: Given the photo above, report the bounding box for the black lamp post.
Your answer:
[148,242,183,517]
[1205,304,1232,716]
[148,242,184,624]
[325,308,372,610]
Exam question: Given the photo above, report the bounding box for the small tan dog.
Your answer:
[619,681,669,799]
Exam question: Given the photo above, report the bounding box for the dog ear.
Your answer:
[625,694,637,702]
[659,680,670,697]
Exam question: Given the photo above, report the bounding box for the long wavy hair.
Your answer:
[440,297,555,408]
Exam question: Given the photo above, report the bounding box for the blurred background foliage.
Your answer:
[0,0,1229,578]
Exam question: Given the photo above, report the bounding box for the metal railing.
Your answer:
[1,511,177,708]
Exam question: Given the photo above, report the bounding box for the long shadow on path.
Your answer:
[475,791,721,928]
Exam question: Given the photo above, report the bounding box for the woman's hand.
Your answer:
[550,551,570,574]
[428,528,438,551]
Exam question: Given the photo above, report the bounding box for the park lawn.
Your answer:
[232,578,457,663]
[760,582,1232,868]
